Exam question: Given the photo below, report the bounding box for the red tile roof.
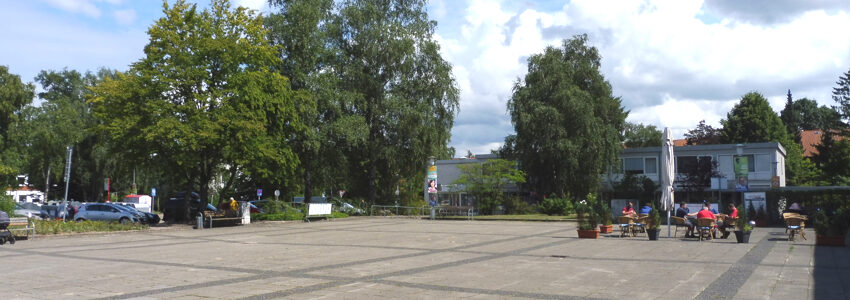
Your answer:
[800,129,846,157]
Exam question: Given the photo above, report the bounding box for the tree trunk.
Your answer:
[304,169,313,204]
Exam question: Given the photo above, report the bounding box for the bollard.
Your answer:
[196,214,203,229]
[430,207,435,220]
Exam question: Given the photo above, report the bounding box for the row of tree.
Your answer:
[499,34,850,201]
[0,0,458,207]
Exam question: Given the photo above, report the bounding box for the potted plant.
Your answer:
[597,197,613,234]
[734,204,753,243]
[576,195,599,239]
[814,208,848,246]
[647,203,661,240]
[755,204,769,227]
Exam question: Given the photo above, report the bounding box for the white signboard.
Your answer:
[307,203,333,216]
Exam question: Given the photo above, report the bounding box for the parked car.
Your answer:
[163,192,216,223]
[113,203,160,224]
[13,202,44,219]
[74,203,139,224]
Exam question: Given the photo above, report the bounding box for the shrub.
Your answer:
[0,195,14,216]
[814,208,848,236]
[594,196,612,226]
[647,203,660,230]
[575,194,599,230]
[504,196,536,215]
[32,220,147,235]
[539,197,572,216]
[331,211,349,218]
[736,204,752,232]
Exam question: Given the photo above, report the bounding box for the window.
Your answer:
[677,156,713,174]
[734,155,755,172]
[645,157,657,174]
[620,157,658,175]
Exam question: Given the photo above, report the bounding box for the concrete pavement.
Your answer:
[1,218,847,299]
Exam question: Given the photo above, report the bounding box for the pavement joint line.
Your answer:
[695,231,777,300]
[238,232,578,300]
[94,226,569,299]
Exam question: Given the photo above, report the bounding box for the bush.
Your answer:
[594,196,612,226]
[539,197,572,216]
[647,204,660,230]
[0,195,14,216]
[575,194,599,230]
[736,204,752,232]
[32,220,147,235]
[253,208,305,221]
[814,208,848,236]
[504,196,536,215]
[331,211,349,218]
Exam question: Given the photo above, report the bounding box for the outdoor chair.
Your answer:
[696,218,716,242]
[671,216,689,237]
[633,215,648,237]
[785,216,806,241]
[783,213,805,233]
[617,216,634,238]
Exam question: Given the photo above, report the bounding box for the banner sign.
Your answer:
[734,156,749,192]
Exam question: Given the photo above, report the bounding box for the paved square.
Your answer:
[1,218,847,299]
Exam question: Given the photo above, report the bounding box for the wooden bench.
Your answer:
[8,217,36,240]
[202,211,242,228]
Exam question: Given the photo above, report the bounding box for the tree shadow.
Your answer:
[812,235,850,299]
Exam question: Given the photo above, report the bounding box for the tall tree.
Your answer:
[91,0,307,209]
[721,92,818,185]
[781,91,841,142]
[812,131,850,185]
[330,0,459,204]
[622,122,662,148]
[266,0,366,204]
[0,66,34,184]
[684,120,721,145]
[834,67,850,124]
[506,34,627,199]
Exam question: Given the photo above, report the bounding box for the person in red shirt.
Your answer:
[696,205,715,219]
[622,202,637,217]
[718,203,738,239]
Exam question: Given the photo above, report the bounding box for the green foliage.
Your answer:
[31,220,147,235]
[330,0,460,203]
[833,67,850,121]
[622,122,662,148]
[813,208,848,236]
[331,211,349,218]
[505,34,627,199]
[253,208,305,221]
[736,204,752,232]
[780,96,841,142]
[612,173,657,203]
[503,196,536,215]
[647,203,660,230]
[575,194,600,230]
[0,65,35,182]
[720,91,817,185]
[684,120,721,145]
[596,197,613,226]
[813,132,850,185]
[539,197,573,216]
[455,159,526,215]
[0,194,14,215]
[90,0,306,204]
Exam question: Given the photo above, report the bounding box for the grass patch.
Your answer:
[439,214,577,221]
[25,220,148,235]
[331,211,349,218]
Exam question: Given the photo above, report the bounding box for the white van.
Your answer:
[123,194,152,213]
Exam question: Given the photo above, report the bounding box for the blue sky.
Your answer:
[3,0,850,155]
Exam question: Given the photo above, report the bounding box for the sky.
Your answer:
[2,0,849,156]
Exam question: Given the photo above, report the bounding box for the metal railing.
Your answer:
[370,205,428,217]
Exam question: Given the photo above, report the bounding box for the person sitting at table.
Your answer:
[718,203,738,239]
[703,200,718,214]
[622,202,637,217]
[639,203,652,215]
[676,202,695,238]
[696,204,717,238]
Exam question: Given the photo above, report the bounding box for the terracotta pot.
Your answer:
[599,225,613,233]
[816,234,846,246]
[577,229,600,239]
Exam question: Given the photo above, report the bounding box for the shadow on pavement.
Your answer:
[812,235,850,299]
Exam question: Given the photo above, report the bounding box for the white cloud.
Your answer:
[45,0,102,18]
[235,0,267,13]
[112,9,137,25]
[434,0,850,156]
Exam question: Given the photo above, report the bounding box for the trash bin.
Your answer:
[195,214,203,229]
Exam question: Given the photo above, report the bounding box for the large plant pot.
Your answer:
[816,234,846,246]
[599,225,613,234]
[734,230,751,243]
[577,229,600,239]
[647,229,661,240]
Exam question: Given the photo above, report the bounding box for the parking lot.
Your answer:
[1,218,847,299]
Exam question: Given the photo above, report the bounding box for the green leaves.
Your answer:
[456,159,526,215]
[506,34,626,198]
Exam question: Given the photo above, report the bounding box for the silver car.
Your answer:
[75,203,139,224]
